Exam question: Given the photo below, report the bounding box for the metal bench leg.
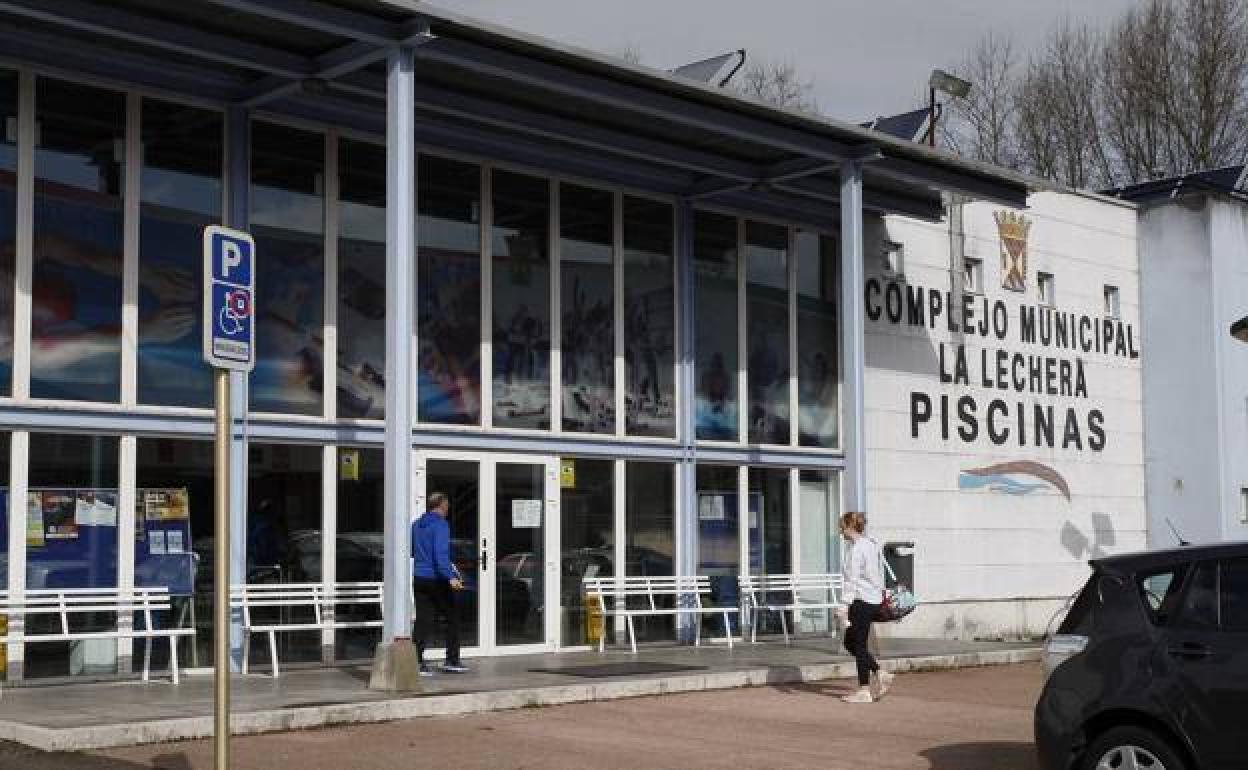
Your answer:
[626,615,637,654]
[722,611,733,649]
[268,630,280,678]
[781,611,790,645]
[693,612,701,647]
[169,636,180,685]
[242,633,251,676]
[750,608,758,644]
[142,637,152,682]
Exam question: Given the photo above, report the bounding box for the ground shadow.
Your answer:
[0,742,195,769]
[921,741,1039,770]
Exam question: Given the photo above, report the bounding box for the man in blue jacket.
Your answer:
[412,492,467,674]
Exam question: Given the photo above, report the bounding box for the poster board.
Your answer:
[135,488,195,596]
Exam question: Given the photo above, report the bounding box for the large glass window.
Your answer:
[337,139,385,419]
[0,433,11,592]
[247,443,322,666]
[694,211,738,441]
[625,462,675,642]
[137,100,223,407]
[697,466,740,633]
[31,79,125,402]
[25,434,120,678]
[335,447,383,660]
[135,438,214,669]
[798,469,839,632]
[560,458,613,647]
[0,70,16,396]
[560,184,614,433]
[623,197,675,437]
[746,222,790,445]
[419,155,481,425]
[797,232,839,447]
[749,467,791,576]
[250,122,324,416]
[492,170,550,430]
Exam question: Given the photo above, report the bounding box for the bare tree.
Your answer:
[608,44,644,66]
[942,32,1017,166]
[733,59,819,114]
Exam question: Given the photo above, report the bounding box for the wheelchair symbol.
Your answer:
[218,289,251,336]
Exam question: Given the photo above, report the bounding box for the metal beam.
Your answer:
[871,155,1027,208]
[202,0,401,45]
[772,179,944,222]
[0,0,315,78]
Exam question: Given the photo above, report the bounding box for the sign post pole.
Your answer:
[202,224,256,770]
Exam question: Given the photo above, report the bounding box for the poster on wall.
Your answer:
[42,491,80,540]
[135,487,194,596]
[74,491,117,527]
[25,491,44,547]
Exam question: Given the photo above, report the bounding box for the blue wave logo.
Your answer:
[958,461,1071,500]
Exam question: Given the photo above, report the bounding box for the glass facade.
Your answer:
[492,170,551,430]
[0,70,16,396]
[560,184,614,433]
[696,465,740,633]
[250,122,325,416]
[337,138,386,420]
[694,211,739,441]
[31,79,125,402]
[138,100,223,407]
[746,222,790,445]
[335,447,383,659]
[559,458,613,646]
[419,156,481,424]
[797,231,839,448]
[625,462,675,642]
[623,196,675,437]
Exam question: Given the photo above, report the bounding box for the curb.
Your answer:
[0,647,1042,752]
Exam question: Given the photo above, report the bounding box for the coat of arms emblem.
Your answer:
[994,211,1031,292]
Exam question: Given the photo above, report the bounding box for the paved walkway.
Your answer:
[0,637,1039,753]
[1,663,1044,769]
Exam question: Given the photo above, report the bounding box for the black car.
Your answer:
[1035,542,1248,770]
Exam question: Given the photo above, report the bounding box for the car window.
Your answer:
[1173,562,1218,630]
[1138,568,1183,625]
[1058,576,1097,635]
[1219,558,1248,632]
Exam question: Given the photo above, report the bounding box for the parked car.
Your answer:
[1035,542,1248,770]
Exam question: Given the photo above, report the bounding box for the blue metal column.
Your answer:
[225,105,250,672]
[839,161,868,512]
[378,46,417,658]
[676,200,698,643]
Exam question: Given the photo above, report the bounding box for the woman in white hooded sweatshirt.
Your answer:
[836,511,895,703]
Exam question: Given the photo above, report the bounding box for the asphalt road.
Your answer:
[0,662,1043,770]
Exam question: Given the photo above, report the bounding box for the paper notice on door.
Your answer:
[149,530,168,555]
[166,529,185,554]
[698,494,725,521]
[511,499,542,528]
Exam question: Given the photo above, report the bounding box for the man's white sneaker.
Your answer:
[841,687,874,703]
[871,670,895,699]
[442,662,470,674]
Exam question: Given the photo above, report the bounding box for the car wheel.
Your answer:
[1082,726,1187,770]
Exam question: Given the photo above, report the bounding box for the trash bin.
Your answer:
[882,541,915,591]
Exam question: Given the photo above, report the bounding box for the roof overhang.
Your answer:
[0,0,1032,227]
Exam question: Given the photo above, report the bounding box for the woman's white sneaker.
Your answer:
[871,670,895,699]
[841,687,874,703]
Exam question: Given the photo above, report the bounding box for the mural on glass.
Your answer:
[746,222,791,444]
[250,122,324,416]
[693,211,739,441]
[337,139,385,419]
[797,231,839,447]
[560,184,614,433]
[137,99,223,407]
[31,78,125,402]
[623,196,675,437]
[492,170,550,429]
[0,70,16,396]
[419,156,481,424]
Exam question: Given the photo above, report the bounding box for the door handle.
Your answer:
[1167,642,1213,660]
[481,538,489,572]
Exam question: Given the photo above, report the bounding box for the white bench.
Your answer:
[0,586,195,685]
[739,573,844,644]
[231,582,383,677]
[582,576,739,653]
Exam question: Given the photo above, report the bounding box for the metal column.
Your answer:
[224,105,250,672]
[380,46,417,647]
[675,200,698,643]
[839,161,868,512]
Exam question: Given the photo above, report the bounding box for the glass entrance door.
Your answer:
[415,453,558,656]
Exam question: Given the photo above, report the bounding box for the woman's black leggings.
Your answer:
[843,599,881,686]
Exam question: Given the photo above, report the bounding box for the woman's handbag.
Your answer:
[876,550,917,622]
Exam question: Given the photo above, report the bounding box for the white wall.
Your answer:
[1209,201,1248,542]
[864,191,1146,640]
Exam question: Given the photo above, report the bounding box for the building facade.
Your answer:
[1113,168,1248,547]
[864,192,1146,639]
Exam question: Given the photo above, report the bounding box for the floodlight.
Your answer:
[929,69,972,99]
[1232,315,1248,343]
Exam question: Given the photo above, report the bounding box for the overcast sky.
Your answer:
[440,0,1137,121]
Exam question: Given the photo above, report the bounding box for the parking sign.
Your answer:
[203,225,255,371]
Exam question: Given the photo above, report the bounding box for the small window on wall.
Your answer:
[1038,272,1055,307]
[881,240,904,276]
[962,257,983,295]
[1240,488,1248,524]
[1104,285,1121,318]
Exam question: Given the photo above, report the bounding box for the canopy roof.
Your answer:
[0,0,1032,228]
